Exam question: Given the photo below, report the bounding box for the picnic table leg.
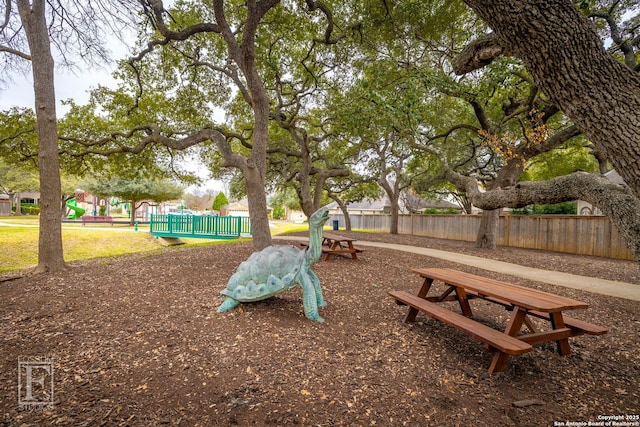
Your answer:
[454,287,473,317]
[504,307,528,336]
[549,312,572,356]
[488,352,510,373]
[417,277,433,299]
[404,278,434,323]
[347,242,358,260]
[324,241,341,261]
[488,306,528,372]
[523,316,537,333]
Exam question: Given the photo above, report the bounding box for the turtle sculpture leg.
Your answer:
[308,270,326,307]
[218,297,240,312]
[299,270,324,322]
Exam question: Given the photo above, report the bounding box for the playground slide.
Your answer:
[66,198,86,219]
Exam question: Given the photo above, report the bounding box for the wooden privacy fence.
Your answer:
[328,214,634,260]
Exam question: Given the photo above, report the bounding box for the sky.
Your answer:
[0,65,117,114]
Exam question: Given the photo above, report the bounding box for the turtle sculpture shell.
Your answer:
[220,245,307,302]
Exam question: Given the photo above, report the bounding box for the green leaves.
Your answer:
[520,139,599,182]
[0,158,39,195]
[212,191,229,211]
[83,177,184,204]
[0,108,38,166]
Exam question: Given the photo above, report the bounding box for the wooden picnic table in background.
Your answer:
[321,232,361,261]
[389,268,607,373]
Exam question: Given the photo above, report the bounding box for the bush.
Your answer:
[272,206,285,220]
[13,203,40,215]
[511,201,577,215]
[423,208,461,215]
[212,192,229,211]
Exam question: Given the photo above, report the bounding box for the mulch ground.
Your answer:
[1,232,639,426]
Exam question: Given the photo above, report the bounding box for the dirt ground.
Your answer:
[1,232,639,427]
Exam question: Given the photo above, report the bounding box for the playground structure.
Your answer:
[65,191,122,221]
[66,197,86,219]
[149,213,251,240]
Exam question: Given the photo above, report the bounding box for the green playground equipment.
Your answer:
[66,198,86,219]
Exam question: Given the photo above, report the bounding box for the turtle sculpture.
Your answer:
[217,206,330,322]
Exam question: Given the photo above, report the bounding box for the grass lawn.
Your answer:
[0,225,162,273]
[0,216,316,274]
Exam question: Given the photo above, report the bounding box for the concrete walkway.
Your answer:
[274,236,640,302]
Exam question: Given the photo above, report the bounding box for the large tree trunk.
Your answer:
[327,195,352,230]
[243,75,272,251]
[337,200,352,231]
[462,0,640,198]
[130,201,139,226]
[476,209,500,249]
[475,155,524,248]
[18,0,65,273]
[379,178,401,235]
[221,2,273,252]
[244,165,271,251]
[343,214,351,231]
[14,194,22,216]
[389,198,400,235]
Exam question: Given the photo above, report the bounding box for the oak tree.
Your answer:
[0,0,136,272]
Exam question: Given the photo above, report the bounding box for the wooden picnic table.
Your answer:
[321,232,360,261]
[389,267,607,373]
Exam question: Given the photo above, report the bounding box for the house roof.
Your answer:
[338,199,389,211]
[403,192,459,211]
[225,199,273,212]
[227,201,249,211]
[327,193,459,212]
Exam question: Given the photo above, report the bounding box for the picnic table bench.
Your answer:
[81,216,114,226]
[389,268,607,373]
[321,232,362,261]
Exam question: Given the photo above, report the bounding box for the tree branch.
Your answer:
[590,11,637,70]
[451,33,509,75]
[304,0,362,44]
[470,100,491,131]
[0,44,31,60]
[128,0,223,109]
[143,0,221,41]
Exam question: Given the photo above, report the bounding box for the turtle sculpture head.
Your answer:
[217,207,330,322]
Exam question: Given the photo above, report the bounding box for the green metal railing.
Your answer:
[150,214,252,240]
